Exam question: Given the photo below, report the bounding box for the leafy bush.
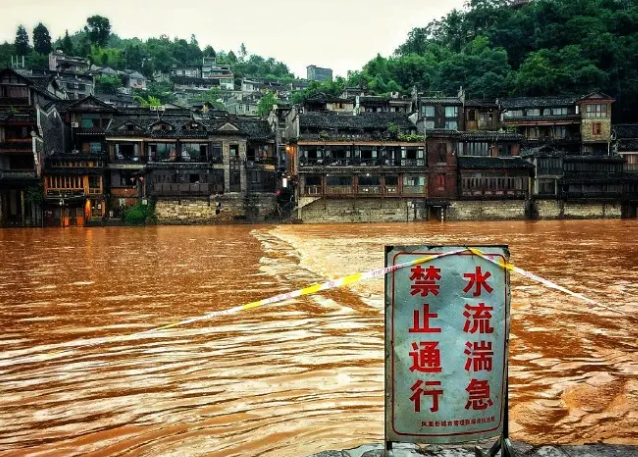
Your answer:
[124,209,145,225]
[123,200,155,225]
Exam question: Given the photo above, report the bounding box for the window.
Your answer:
[230,144,239,157]
[149,143,176,161]
[423,105,435,117]
[504,110,523,118]
[554,126,566,138]
[527,109,540,116]
[468,110,476,121]
[444,106,458,118]
[592,123,602,135]
[116,170,138,186]
[538,179,555,195]
[584,104,607,118]
[403,175,425,186]
[463,142,490,157]
[89,176,100,189]
[358,175,380,186]
[552,107,567,116]
[385,176,398,186]
[425,120,435,129]
[444,121,458,130]
[327,175,352,186]
[437,143,447,163]
[436,174,445,188]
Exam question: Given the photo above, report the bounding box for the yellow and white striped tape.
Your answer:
[32,247,617,364]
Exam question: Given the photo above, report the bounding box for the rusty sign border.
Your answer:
[384,244,511,450]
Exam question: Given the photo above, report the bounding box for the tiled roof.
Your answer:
[300,112,414,130]
[235,118,274,140]
[173,76,220,85]
[612,124,638,139]
[420,97,462,105]
[520,145,566,157]
[305,93,350,104]
[500,96,581,109]
[563,154,623,163]
[458,156,534,170]
[105,109,272,140]
[465,99,498,108]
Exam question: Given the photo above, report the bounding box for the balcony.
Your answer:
[403,185,426,194]
[0,97,30,106]
[461,189,528,198]
[300,158,424,169]
[110,156,149,165]
[358,185,381,194]
[504,114,580,124]
[152,183,223,196]
[46,188,90,197]
[0,140,32,153]
[325,185,353,195]
[524,135,581,143]
[0,169,37,182]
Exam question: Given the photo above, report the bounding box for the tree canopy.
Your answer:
[33,23,52,55]
[14,25,30,56]
[354,0,638,121]
[84,15,111,48]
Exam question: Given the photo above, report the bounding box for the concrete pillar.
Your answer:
[20,191,25,226]
[223,141,230,192]
[240,141,247,193]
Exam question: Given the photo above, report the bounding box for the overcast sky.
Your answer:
[0,0,465,78]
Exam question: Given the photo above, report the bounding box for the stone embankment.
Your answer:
[306,442,638,457]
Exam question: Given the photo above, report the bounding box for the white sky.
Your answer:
[0,0,465,78]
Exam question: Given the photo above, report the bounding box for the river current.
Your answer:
[0,221,637,456]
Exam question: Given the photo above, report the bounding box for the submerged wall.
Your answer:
[155,194,278,224]
[297,198,424,224]
[297,197,624,223]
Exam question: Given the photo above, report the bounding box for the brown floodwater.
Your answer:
[0,221,637,457]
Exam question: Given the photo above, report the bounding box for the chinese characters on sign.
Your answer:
[385,246,510,445]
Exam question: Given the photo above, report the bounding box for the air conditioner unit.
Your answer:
[71,149,80,154]
[149,106,158,112]
[71,122,79,128]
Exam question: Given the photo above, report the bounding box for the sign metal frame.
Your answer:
[384,245,513,455]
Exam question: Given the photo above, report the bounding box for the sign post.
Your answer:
[385,245,512,455]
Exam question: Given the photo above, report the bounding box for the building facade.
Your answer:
[306,65,333,82]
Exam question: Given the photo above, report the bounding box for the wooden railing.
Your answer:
[325,185,353,195]
[403,185,426,194]
[358,185,381,194]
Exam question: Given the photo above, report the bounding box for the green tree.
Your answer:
[188,87,224,110]
[32,23,52,55]
[124,44,144,70]
[203,45,216,57]
[95,75,123,94]
[61,30,74,54]
[15,25,30,56]
[134,94,163,108]
[84,15,111,48]
[139,81,175,104]
[257,91,277,117]
[239,43,247,60]
[227,50,237,63]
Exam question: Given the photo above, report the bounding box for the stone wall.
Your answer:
[535,199,621,219]
[299,198,427,223]
[155,194,278,224]
[446,200,529,221]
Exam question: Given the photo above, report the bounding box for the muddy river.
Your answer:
[0,220,637,456]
